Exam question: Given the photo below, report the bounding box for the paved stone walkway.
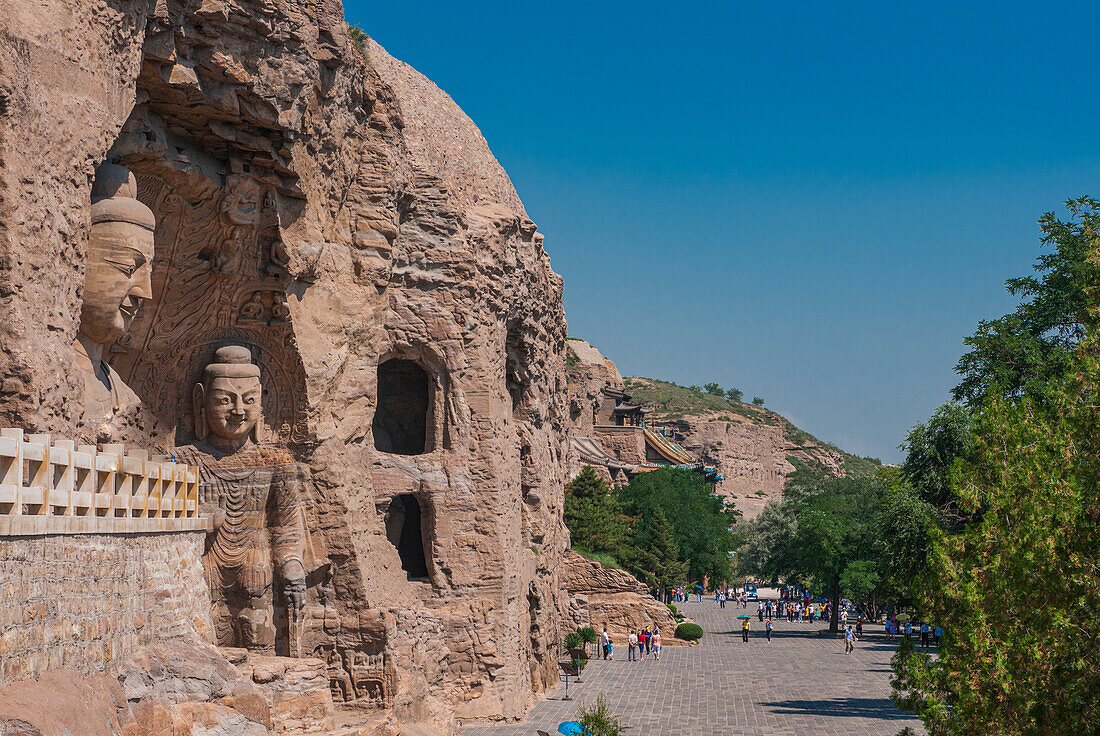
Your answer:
[462,600,925,736]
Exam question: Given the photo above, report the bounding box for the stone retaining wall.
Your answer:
[0,531,212,687]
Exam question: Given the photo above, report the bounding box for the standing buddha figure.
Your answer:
[173,345,309,652]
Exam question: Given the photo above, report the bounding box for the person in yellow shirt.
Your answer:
[741,618,750,643]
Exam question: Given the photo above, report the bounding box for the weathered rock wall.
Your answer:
[0,0,568,731]
[562,551,684,647]
[0,531,211,688]
[669,413,845,519]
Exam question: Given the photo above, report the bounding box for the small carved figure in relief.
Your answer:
[270,293,290,325]
[239,291,266,322]
[210,225,247,273]
[75,163,155,425]
[173,345,311,653]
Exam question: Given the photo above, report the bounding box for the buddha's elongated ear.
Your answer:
[193,383,208,442]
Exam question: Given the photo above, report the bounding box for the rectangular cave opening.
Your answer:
[385,493,430,580]
[373,359,430,455]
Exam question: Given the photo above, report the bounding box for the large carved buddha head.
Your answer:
[82,164,155,345]
[194,345,263,447]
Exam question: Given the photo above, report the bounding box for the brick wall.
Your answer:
[0,531,212,686]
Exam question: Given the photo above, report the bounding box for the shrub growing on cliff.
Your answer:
[726,388,744,402]
[675,623,703,641]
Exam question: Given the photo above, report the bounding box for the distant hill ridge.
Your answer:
[565,339,880,518]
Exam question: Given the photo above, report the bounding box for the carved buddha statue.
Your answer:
[173,345,310,653]
[75,163,155,424]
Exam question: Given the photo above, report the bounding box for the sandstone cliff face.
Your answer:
[668,410,845,519]
[562,551,684,647]
[565,339,624,437]
[0,1,567,732]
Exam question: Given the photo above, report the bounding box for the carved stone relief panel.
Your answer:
[104,166,309,445]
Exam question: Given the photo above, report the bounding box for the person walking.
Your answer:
[600,627,610,659]
[627,630,638,661]
[920,621,930,649]
[652,631,662,661]
[845,625,855,654]
[765,618,773,643]
[719,591,726,609]
[840,609,848,627]
[741,617,750,643]
[856,617,863,639]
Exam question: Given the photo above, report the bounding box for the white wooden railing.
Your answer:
[0,429,208,535]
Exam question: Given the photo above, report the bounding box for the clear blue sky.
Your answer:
[345,0,1100,463]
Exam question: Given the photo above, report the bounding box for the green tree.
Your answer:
[726,388,744,402]
[875,468,936,600]
[688,384,702,393]
[787,475,885,632]
[704,382,723,395]
[901,402,975,518]
[735,499,797,584]
[752,396,765,406]
[894,351,1100,734]
[618,467,739,585]
[630,508,688,592]
[565,467,627,557]
[953,197,1100,407]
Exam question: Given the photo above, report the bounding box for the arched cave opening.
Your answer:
[506,326,530,418]
[373,359,430,455]
[385,494,430,580]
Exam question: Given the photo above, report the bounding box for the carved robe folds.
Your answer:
[175,445,310,653]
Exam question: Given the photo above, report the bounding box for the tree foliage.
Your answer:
[893,198,1100,735]
[894,352,1100,734]
[953,197,1100,408]
[704,382,723,395]
[618,467,740,585]
[565,467,627,557]
[737,470,928,630]
[726,388,744,402]
[564,466,738,590]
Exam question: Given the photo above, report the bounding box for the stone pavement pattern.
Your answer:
[462,600,925,736]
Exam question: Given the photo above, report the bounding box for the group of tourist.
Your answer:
[885,617,942,647]
[598,625,663,662]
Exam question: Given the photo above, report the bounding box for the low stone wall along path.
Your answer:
[462,600,925,736]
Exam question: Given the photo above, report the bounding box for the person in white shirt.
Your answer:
[628,630,638,661]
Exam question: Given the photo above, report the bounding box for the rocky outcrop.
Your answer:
[0,641,334,736]
[562,551,686,646]
[669,410,846,519]
[0,1,567,733]
[565,339,624,437]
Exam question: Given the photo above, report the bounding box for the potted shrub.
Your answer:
[563,631,587,670]
[578,625,597,658]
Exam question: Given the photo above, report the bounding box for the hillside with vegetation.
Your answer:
[620,376,881,517]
